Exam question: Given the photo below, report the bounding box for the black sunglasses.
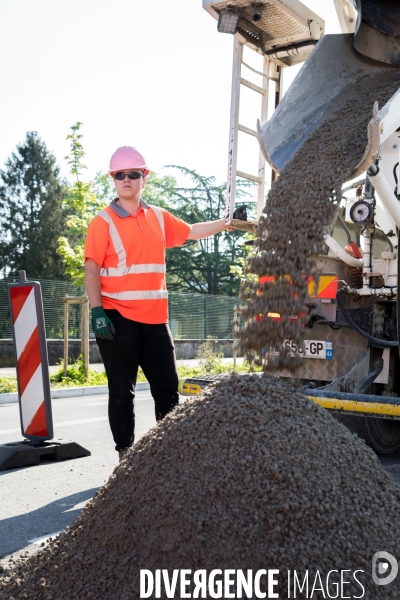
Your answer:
[113,171,144,181]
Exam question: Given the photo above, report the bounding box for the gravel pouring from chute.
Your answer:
[239,70,400,369]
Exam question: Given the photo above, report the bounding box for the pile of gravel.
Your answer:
[239,72,400,368]
[2,374,400,599]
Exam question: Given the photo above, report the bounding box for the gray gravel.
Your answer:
[2,374,400,599]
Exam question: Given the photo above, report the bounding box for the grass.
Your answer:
[0,376,18,394]
[0,359,258,393]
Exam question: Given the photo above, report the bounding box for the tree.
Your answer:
[142,171,177,210]
[148,166,254,296]
[57,123,108,285]
[0,132,69,279]
[92,171,115,203]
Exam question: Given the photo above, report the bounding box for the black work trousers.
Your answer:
[96,310,179,451]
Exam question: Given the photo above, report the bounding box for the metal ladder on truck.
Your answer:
[226,39,281,232]
[202,0,325,232]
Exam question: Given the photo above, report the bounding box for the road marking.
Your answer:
[0,417,108,435]
[55,417,108,427]
[28,531,62,545]
[82,395,153,406]
[0,396,155,434]
[0,427,21,434]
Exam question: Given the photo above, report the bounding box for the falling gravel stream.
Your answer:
[239,72,400,368]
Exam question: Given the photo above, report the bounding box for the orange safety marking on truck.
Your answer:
[307,274,338,299]
[256,273,338,322]
[259,274,338,299]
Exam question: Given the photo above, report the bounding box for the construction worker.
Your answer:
[84,146,228,460]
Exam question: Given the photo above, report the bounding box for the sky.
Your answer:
[0,0,341,186]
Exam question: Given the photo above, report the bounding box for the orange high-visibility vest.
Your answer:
[84,199,190,324]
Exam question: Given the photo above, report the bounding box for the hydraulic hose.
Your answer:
[336,213,352,244]
[308,314,341,331]
[393,161,399,198]
[342,179,366,194]
[368,164,400,229]
[324,234,363,267]
[336,288,398,348]
[265,40,318,59]
[374,231,394,252]
[397,227,400,357]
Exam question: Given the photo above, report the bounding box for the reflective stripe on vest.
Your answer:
[100,264,166,277]
[101,290,169,300]
[97,205,166,278]
[97,205,167,301]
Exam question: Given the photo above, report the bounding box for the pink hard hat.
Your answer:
[109,146,149,175]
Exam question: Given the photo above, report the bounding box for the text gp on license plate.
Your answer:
[268,340,333,360]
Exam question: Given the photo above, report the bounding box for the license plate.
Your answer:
[268,340,333,360]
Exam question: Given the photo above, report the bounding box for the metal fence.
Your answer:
[0,278,238,340]
[169,292,239,340]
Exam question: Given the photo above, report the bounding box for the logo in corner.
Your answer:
[372,552,398,586]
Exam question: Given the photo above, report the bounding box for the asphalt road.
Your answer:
[0,390,157,564]
[1,393,400,569]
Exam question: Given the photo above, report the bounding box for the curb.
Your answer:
[0,382,150,405]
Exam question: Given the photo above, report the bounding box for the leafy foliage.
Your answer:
[150,166,255,295]
[92,171,115,202]
[0,376,18,393]
[50,356,109,387]
[196,337,226,373]
[49,355,146,387]
[229,231,257,282]
[142,171,177,209]
[0,132,69,279]
[0,360,261,394]
[57,123,108,285]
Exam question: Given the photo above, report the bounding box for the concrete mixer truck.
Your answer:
[180,0,400,454]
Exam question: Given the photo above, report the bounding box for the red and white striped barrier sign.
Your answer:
[8,272,53,441]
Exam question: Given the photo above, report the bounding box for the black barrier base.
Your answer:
[0,439,91,471]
